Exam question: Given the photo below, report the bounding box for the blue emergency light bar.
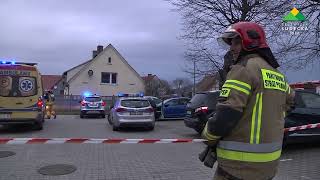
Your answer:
[83,92,92,97]
[0,60,37,66]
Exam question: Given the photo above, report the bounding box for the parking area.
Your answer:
[0,115,319,180]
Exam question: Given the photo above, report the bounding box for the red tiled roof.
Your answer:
[142,75,156,82]
[41,75,63,90]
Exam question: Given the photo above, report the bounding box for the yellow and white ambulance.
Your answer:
[0,61,45,130]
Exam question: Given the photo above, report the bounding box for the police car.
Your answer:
[0,61,45,130]
[80,93,106,118]
[108,93,155,131]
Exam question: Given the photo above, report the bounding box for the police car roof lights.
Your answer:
[0,60,37,66]
[83,92,91,97]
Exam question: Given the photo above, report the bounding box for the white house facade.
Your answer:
[63,44,145,96]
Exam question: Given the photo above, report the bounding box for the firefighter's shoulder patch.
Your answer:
[220,88,231,97]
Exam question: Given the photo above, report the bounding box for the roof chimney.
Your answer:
[92,50,98,58]
[97,45,103,54]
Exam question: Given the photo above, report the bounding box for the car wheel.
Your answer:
[107,115,113,125]
[41,113,45,122]
[33,121,43,131]
[148,125,155,131]
[112,125,119,131]
[80,112,85,119]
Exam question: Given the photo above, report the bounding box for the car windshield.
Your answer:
[85,97,102,102]
[152,98,162,105]
[190,93,207,107]
[0,76,37,97]
[121,99,150,108]
[300,92,320,108]
[163,98,175,104]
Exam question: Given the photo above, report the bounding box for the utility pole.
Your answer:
[193,60,196,97]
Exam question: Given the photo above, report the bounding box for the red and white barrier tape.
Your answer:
[284,123,320,133]
[0,138,206,144]
[0,123,319,144]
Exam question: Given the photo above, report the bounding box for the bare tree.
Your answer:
[160,79,174,96]
[172,78,193,96]
[169,0,320,77]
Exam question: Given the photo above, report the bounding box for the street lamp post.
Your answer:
[193,60,196,97]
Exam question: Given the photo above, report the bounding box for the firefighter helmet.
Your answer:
[218,22,269,51]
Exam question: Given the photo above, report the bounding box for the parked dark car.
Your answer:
[184,89,320,144]
[284,89,320,144]
[184,91,219,133]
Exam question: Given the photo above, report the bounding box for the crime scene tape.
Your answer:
[0,123,319,144]
[284,122,320,133]
[0,138,206,144]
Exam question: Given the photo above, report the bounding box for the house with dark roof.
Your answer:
[63,44,145,96]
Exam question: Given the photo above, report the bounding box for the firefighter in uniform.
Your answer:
[45,90,56,119]
[200,22,295,180]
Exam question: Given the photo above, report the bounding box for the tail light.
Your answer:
[116,107,127,112]
[146,107,154,113]
[101,101,106,106]
[37,99,43,108]
[81,101,86,106]
[195,106,209,114]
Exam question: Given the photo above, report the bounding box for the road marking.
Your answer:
[280,158,293,162]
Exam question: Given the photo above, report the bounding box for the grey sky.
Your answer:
[0,0,318,82]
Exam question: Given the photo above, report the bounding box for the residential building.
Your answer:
[63,44,145,96]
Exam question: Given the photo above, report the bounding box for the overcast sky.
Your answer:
[0,0,318,82]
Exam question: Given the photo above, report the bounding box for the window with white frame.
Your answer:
[101,72,117,84]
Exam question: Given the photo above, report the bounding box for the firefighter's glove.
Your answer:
[199,146,217,168]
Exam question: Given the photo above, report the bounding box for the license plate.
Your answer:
[87,111,99,114]
[187,111,192,115]
[89,102,97,106]
[130,112,143,115]
[0,114,11,119]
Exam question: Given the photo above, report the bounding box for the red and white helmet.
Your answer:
[218,22,269,51]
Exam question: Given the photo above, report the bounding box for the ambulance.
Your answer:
[0,61,45,130]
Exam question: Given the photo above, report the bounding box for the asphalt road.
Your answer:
[0,115,319,180]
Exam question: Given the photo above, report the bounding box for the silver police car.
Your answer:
[80,95,106,118]
[108,97,155,131]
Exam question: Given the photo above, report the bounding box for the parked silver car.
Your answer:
[80,95,106,118]
[108,97,155,131]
